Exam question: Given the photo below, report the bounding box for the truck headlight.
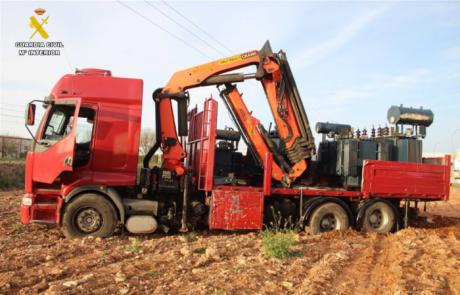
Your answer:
[22,195,33,206]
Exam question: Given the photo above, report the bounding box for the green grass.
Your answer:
[193,247,206,254]
[439,277,449,290]
[262,230,300,259]
[146,270,160,278]
[125,238,141,254]
[0,174,23,189]
[0,161,25,189]
[230,264,244,274]
[451,182,460,188]
[0,159,26,164]
[0,178,15,189]
[267,206,302,232]
[184,232,197,242]
[11,222,24,235]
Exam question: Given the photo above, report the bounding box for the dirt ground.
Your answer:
[0,188,459,295]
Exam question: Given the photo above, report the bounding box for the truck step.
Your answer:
[35,189,61,195]
[35,203,57,208]
[30,219,56,224]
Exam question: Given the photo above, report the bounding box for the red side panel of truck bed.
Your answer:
[362,155,451,200]
[209,189,264,230]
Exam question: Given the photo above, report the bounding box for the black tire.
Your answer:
[360,201,396,233]
[308,202,350,234]
[62,193,117,239]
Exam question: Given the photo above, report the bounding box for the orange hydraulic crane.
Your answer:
[144,41,315,186]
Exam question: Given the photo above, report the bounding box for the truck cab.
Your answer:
[21,69,143,236]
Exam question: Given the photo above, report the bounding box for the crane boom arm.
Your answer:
[148,41,315,185]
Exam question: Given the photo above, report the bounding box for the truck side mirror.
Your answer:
[25,103,36,126]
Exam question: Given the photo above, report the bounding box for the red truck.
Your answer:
[20,42,451,238]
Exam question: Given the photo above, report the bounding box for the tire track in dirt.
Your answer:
[364,234,404,294]
[273,235,337,293]
[331,232,408,295]
[294,232,356,295]
[418,229,460,293]
[329,233,382,294]
[392,227,460,294]
[396,229,436,293]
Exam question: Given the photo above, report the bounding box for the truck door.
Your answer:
[31,99,81,184]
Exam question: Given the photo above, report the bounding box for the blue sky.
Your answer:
[1,1,459,154]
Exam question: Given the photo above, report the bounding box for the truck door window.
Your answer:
[74,107,95,167]
[76,111,94,144]
[42,105,76,141]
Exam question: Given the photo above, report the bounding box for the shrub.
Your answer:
[267,206,302,232]
[262,230,299,259]
[0,161,25,189]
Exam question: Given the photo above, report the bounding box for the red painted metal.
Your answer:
[22,70,143,225]
[187,106,201,190]
[187,98,217,191]
[48,72,143,188]
[31,98,81,184]
[25,72,142,193]
[56,197,65,224]
[199,99,217,191]
[271,187,361,198]
[213,186,262,192]
[19,204,30,224]
[444,155,452,200]
[263,152,273,196]
[21,68,454,232]
[361,155,451,200]
[24,153,34,193]
[19,193,33,224]
[20,192,60,224]
[209,189,264,230]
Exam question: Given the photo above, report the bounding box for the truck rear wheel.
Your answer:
[360,201,396,233]
[62,193,117,239]
[308,202,349,234]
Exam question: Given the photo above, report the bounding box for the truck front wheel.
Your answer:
[62,193,117,239]
[308,202,349,234]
